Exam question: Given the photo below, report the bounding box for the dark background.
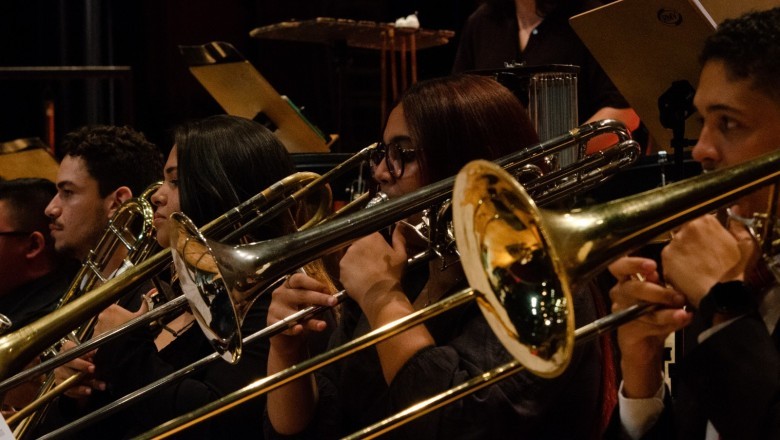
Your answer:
[0,0,479,156]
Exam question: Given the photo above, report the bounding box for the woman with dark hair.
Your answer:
[153,115,298,249]
[173,115,296,234]
[453,0,639,153]
[265,75,605,439]
[398,73,537,184]
[50,115,329,439]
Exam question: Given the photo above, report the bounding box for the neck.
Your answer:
[0,260,56,298]
[515,0,541,28]
[26,257,58,281]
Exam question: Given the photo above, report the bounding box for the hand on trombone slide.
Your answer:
[268,273,337,353]
[53,340,105,399]
[1,357,44,418]
[93,299,151,338]
[608,209,758,399]
[52,296,154,400]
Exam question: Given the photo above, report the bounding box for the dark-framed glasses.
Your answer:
[0,230,31,238]
[369,140,417,179]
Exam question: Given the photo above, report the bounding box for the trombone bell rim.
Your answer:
[453,160,574,377]
[170,212,242,364]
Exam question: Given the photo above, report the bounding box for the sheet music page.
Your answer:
[0,413,15,440]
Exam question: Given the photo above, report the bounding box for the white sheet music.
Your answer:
[0,413,15,440]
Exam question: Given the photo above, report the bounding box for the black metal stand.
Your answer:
[658,80,697,181]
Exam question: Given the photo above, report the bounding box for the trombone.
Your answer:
[6,181,162,437]
[0,144,379,386]
[137,148,780,439]
[24,119,637,438]
[0,140,381,389]
[174,119,639,364]
[1,140,394,437]
[0,170,333,437]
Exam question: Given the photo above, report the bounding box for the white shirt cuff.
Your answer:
[618,380,665,439]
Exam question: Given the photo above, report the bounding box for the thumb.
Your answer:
[391,223,408,255]
[727,210,757,256]
[727,212,758,280]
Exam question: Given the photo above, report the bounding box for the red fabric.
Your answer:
[590,282,619,439]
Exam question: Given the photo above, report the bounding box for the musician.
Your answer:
[0,178,78,417]
[607,8,780,439]
[44,125,163,265]
[1,128,159,429]
[266,74,608,439]
[452,0,640,153]
[47,115,332,438]
[0,178,77,331]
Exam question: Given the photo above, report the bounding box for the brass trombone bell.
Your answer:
[454,152,780,378]
[0,171,328,384]
[169,119,640,364]
[454,160,573,377]
[137,148,780,440]
[171,213,243,363]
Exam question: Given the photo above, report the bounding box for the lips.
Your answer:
[153,214,168,229]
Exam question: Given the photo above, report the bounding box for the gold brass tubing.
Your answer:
[346,360,524,440]
[134,289,478,439]
[6,372,85,425]
[343,302,656,439]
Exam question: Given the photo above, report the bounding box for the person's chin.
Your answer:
[53,242,73,257]
[156,234,170,249]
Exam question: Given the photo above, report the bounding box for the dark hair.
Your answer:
[396,74,539,184]
[174,115,297,238]
[700,7,780,102]
[0,178,57,236]
[60,125,163,197]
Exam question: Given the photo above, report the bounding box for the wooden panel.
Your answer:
[0,149,59,182]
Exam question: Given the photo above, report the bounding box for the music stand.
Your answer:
[250,18,455,123]
[179,41,333,154]
[0,138,59,182]
[570,0,776,175]
[570,0,776,393]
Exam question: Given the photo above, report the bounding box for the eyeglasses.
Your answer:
[0,231,31,237]
[369,140,418,179]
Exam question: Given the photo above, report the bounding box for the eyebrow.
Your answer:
[164,165,178,175]
[695,102,742,115]
[713,104,744,115]
[56,180,75,190]
[384,135,413,144]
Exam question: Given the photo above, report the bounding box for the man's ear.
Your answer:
[106,186,133,218]
[25,231,47,260]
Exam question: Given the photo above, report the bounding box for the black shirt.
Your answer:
[265,273,605,439]
[453,2,630,123]
[0,261,78,331]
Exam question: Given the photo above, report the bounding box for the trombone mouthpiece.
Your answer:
[365,192,389,208]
